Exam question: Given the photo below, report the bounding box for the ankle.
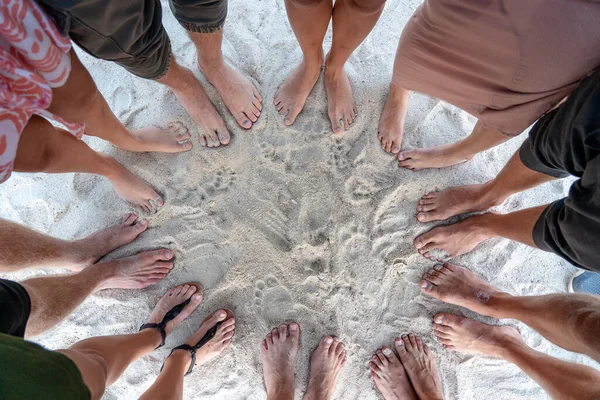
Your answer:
[163,350,192,375]
[388,83,409,103]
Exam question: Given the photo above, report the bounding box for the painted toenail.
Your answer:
[383,348,393,356]
[420,281,430,289]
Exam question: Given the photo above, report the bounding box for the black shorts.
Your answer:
[0,279,31,338]
[519,68,600,271]
[38,0,228,79]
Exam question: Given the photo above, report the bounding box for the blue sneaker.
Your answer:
[568,271,600,295]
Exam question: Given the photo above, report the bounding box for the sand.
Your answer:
[1,0,598,398]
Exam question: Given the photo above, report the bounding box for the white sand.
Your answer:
[1,0,598,398]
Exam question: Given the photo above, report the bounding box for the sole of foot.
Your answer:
[324,65,357,134]
[370,345,418,400]
[68,213,149,271]
[398,143,472,171]
[416,184,502,223]
[96,249,175,290]
[274,60,323,126]
[144,283,204,338]
[419,263,504,317]
[261,322,300,399]
[432,313,523,358]
[414,216,489,260]
[126,121,193,153]
[395,335,444,400]
[305,336,347,400]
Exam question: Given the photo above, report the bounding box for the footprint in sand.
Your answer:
[203,168,236,197]
[254,275,294,322]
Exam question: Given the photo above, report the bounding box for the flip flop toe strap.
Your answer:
[138,322,167,349]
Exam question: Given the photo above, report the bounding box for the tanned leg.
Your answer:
[398,120,513,170]
[49,50,192,153]
[413,204,547,260]
[14,116,163,212]
[22,249,175,337]
[57,284,203,400]
[139,309,235,400]
[325,0,385,133]
[157,54,231,148]
[378,83,410,154]
[190,29,263,130]
[433,313,600,400]
[416,149,556,223]
[0,214,149,273]
[419,262,600,362]
[274,0,332,126]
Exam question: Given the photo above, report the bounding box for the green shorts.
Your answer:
[0,333,90,400]
[38,0,228,79]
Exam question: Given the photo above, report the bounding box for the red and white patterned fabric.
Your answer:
[0,0,84,182]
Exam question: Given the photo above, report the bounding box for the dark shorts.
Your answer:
[38,0,228,79]
[0,333,90,400]
[520,69,600,271]
[0,279,31,338]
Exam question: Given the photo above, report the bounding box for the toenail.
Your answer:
[193,294,202,300]
[290,324,298,331]
[415,241,423,249]
[184,142,192,150]
[383,348,393,356]
[326,337,333,344]
[164,250,172,258]
[219,312,226,318]
[140,219,148,226]
[397,339,404,346]
[402,335,407,339]
[421,281,430,289]
[435,315,444,323]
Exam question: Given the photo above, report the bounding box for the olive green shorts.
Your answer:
[38,0,227,79]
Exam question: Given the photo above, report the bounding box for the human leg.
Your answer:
[0,214,148,273]
[415,149,557,223]
[14,116,163,211]
[49,50,192,154]
[398,120,513,170]
[420,263,600,362]
[414,204,547,260]
[261,323,300,400]
[22,249,175,337]
[57,284,203,399]
[325,0,386,133]
[139,309,235,400]
[303,335,347,400]
[274,0,332,126]
[433,313,600,400]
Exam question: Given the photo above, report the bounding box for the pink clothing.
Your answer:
[0,0,83,182]
[393,0,600,135]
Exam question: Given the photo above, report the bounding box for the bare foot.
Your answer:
[95,249,175,290]
[126,121,193,153]
[398,142,472,171]
[201,62,263,130]
[324,65,356,134]
[67,213,149,271]
[432,313,524,358]
[304,336,347,400]
[169,67,231,148]
[105,158,164,213]
[261,323,300,400]
[274,59,323,126]
[144,283,204,338]
[378,85,409,154]
[395,335,444,400]
[419,263,505,317]
[416,184,503,223]
[369,346,418,400]
[414,216,491,260]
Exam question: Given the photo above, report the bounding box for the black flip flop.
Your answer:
[162,309,233,376]
[139,284,202,349]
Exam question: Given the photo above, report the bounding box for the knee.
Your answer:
[67,86,101,117]
[348,0,386,14]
